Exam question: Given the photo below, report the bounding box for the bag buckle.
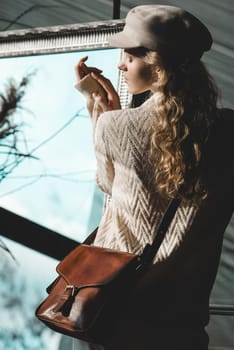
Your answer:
[59,285,79,317]
[65,285,77,296]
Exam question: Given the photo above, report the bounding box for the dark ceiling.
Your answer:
[0,0,233,41]
[0,0,234,108]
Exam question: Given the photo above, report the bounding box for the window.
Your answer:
[0,22,125,349]
[0,48,120,241]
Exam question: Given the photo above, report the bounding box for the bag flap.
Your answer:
[56,245,139,287]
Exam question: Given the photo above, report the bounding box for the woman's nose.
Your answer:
[118,60,127,71]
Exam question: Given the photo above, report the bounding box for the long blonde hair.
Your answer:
[143,49,219,202]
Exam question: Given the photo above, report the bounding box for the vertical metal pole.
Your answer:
[113,0,121,19]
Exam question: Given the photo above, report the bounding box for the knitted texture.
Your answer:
[76,75,197,262]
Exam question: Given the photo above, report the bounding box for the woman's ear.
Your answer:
[151,67,160,84]
[156,67,161,74]
[150,67,164,92]
[152,66,161,81]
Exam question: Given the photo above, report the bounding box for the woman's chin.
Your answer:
[128,87,139,94]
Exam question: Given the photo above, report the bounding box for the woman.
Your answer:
[74,5,234,350]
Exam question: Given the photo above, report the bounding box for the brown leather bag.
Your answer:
[35,198,179,343]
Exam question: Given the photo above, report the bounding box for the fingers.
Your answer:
[88,67,103,74]
[75,56,103,81]
[91,72,116,96]
[80,57,89,74]
[92,92,109,111]
[91,72,121,110]
[75,56,89,80]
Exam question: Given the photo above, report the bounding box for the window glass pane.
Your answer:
[207,314,234,349]
[0,48,120,350]
[210,214,234,306]
[207,215,234,349]
[0,236,59,349]
[0,48,120,241]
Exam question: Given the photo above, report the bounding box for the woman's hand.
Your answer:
[74,56,103,82]
[74,56,121,112]
[91,72,121,112]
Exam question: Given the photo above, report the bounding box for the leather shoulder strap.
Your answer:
[140,198,180,264]
[85,198,180,262]
[83,227,98,245]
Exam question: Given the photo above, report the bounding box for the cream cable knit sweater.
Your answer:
[76,74,198,263]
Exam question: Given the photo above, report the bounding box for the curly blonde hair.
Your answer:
[143,50,219,203]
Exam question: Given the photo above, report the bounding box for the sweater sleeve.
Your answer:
[94,112,115,195]
[75,74,115,195]
[74,74,107,130]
